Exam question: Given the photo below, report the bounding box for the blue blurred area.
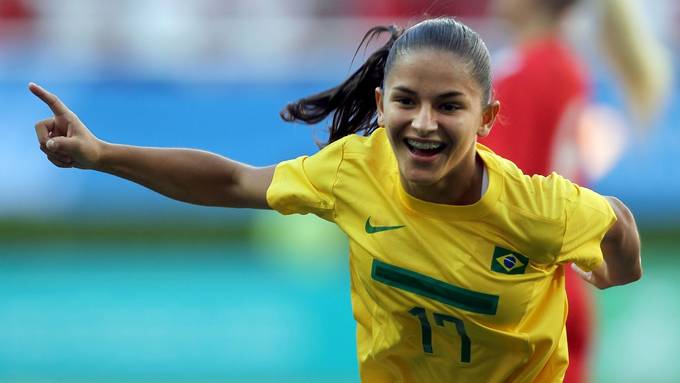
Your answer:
[3,80,329,217]
[589,67,680,224]
[0,243,358,382]
[3,75,680,221]
[3,240,679,383]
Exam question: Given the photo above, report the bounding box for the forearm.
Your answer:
[30,83,273,209]
[600,196,642,286]
[95,142,249,207]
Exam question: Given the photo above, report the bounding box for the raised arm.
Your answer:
[29,82,274,209]
[572,196,642,289]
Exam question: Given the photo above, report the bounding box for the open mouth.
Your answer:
[404,138,447,158]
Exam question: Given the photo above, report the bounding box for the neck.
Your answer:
[402,149,484,206]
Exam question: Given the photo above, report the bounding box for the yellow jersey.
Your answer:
[266,128,616,382]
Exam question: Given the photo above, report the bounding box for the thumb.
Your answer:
[46,136,75,153]
[570,263,594,284]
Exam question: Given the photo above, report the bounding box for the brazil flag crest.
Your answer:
[491,246,529,275]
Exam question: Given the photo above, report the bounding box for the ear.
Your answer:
[478,100,500,137]
[375,87,385,126]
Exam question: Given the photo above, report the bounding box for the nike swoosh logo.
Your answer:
[365,217,405,234]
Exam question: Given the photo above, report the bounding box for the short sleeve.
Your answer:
[265,138,345,222]
[557,184,617,271]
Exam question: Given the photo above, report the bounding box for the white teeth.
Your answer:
[406,138,443,150]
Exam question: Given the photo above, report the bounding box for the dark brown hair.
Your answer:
[281,18,493,145]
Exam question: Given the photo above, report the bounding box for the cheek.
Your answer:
[443,117,474,136]
[438,120,482,150]
[383,108,410,125]
[385,124,399,149]
[385,125,404,150]
[383,113,413,138]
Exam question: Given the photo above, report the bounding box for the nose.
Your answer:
[411,105,437,136]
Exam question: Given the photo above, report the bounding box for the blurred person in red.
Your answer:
[0,0,32,19]
[341,0,487,19]
[0,0,34,39]
[483,0,672,382]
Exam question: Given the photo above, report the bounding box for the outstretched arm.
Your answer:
[30,83,274,209]
[572,196,642,289]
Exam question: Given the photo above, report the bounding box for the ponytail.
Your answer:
[282,18,493,144]
[280,25,403,145]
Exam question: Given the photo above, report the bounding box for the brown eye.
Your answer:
[440,103,460,112]
[395,98,415,106]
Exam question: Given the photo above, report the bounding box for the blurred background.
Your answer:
[2,0,679,382]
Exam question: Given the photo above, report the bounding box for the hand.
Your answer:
[571,263,615,290]
[29,82,103,169]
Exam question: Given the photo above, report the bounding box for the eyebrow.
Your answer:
[392,86,464,99]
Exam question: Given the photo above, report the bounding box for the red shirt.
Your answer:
[482,37,588,177]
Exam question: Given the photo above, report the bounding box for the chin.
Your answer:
[402,170,439,186]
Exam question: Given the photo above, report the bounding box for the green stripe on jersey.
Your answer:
[371,259,499,315]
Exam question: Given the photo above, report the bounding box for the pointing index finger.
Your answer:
[28,82,71,116]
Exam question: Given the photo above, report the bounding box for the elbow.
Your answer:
[604,196,642,286]
[600,266,641,290]
[610,257,643,288]
[629,262,643,283]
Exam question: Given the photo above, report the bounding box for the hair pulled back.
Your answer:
[280,18,493,145]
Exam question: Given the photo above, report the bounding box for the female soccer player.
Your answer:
[31,18,641,383]
[484,1,670,381]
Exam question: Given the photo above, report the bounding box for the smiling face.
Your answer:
[376,49,499,201]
